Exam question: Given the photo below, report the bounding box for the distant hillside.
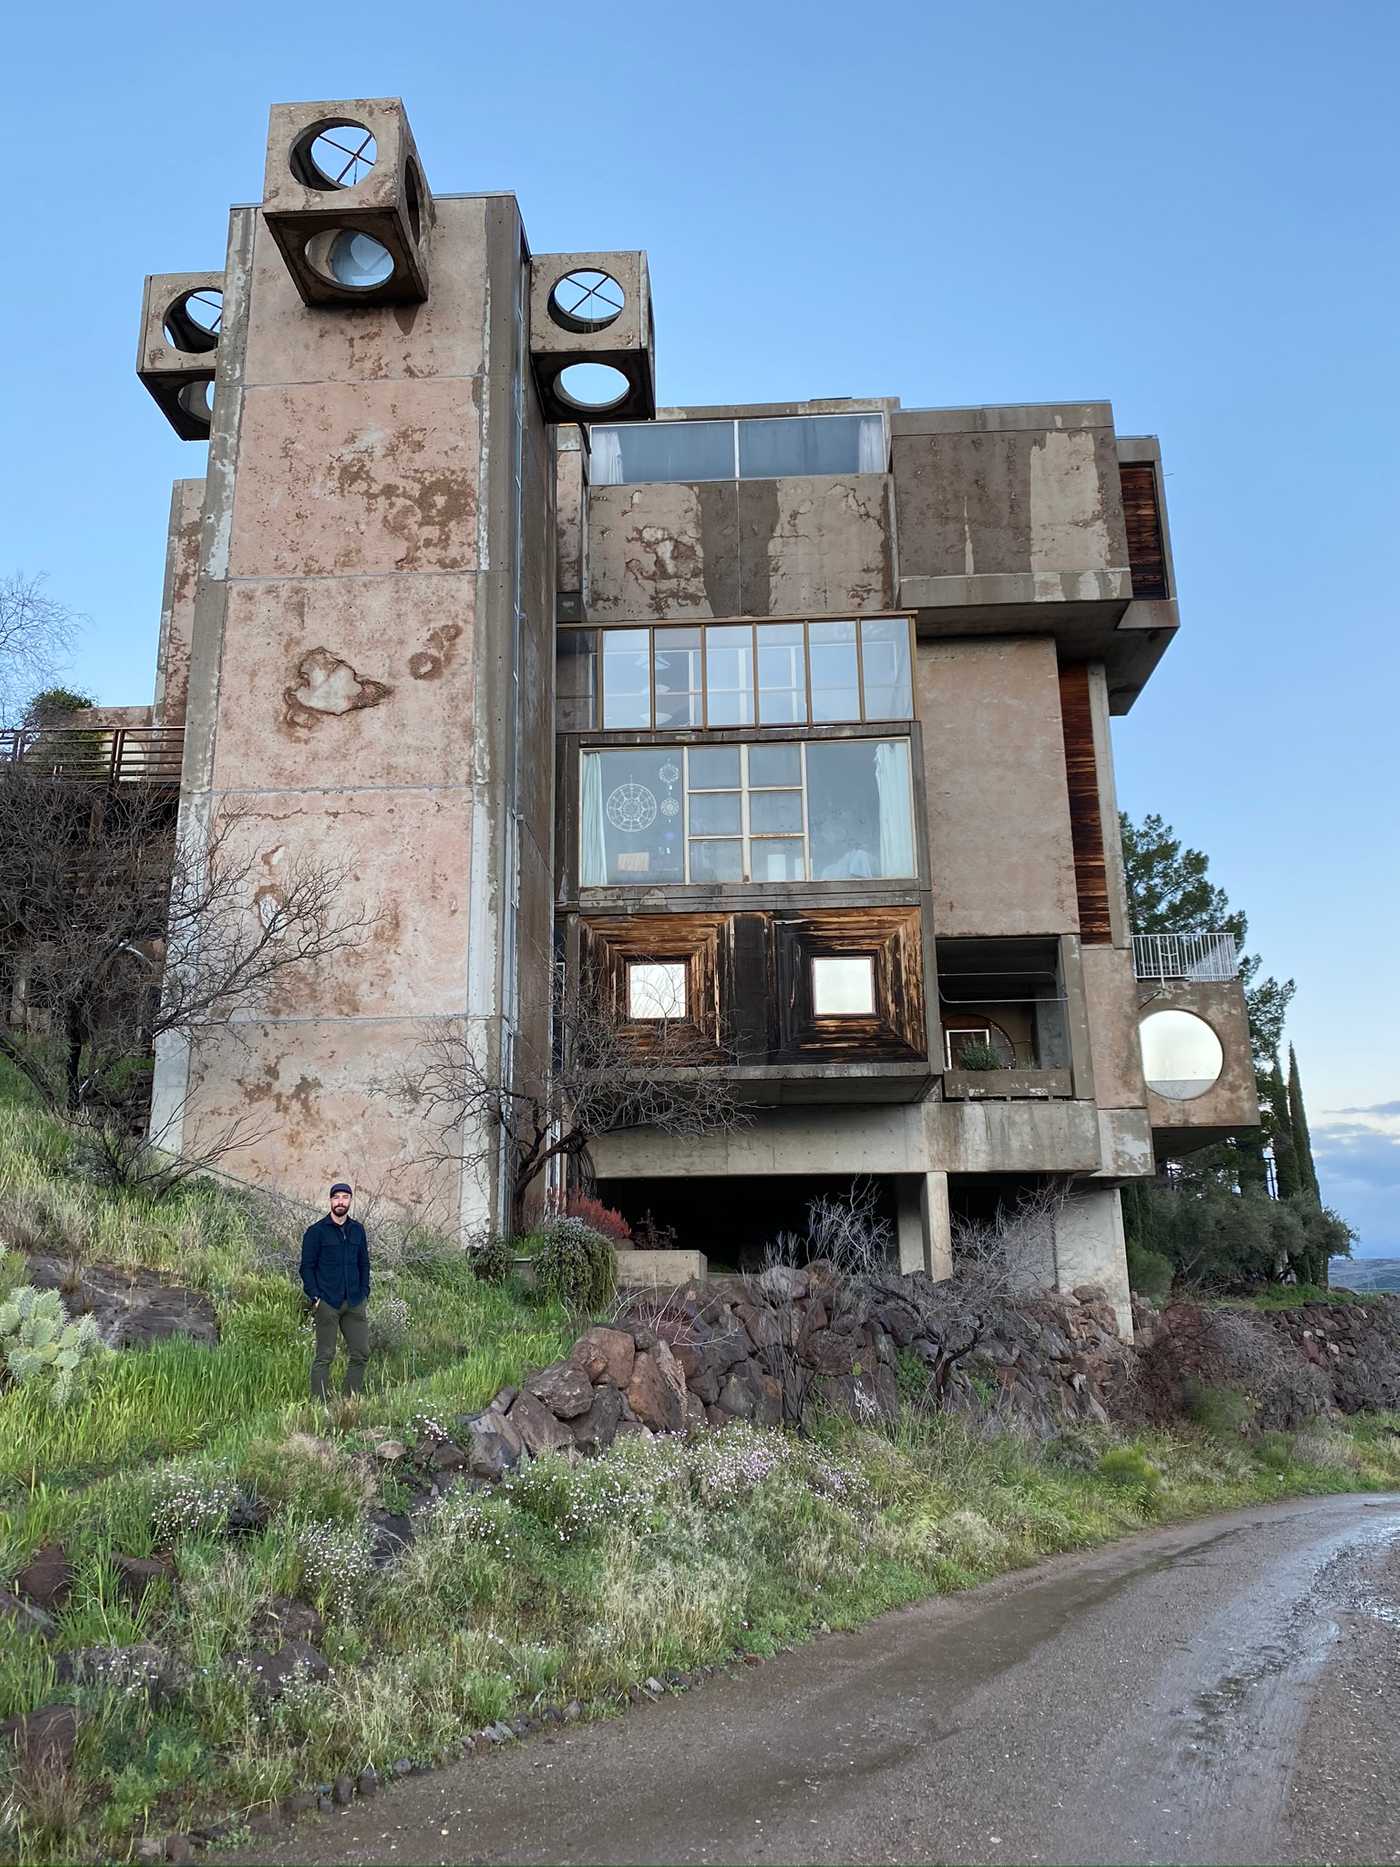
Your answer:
[1330,1258,1400,1292]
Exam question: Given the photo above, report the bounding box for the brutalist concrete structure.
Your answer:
[115,97,1259,1327]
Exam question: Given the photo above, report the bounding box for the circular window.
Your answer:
[1139,1009,1224,1101]
[176,380,214,424]
[555,362,631,412]
[548,269,626,335]
[304,229,396,291]
[292,121,378,190]
[163,288,222,355]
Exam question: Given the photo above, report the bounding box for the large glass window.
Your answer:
[590,412,886,486]
[738,414,885,478]
[580,738,915,887]
[580,616,913,732]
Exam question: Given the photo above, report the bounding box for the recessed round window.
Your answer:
[176,380,214,424]
[555,362,631,412]
[1139,1008,1224,1100]
[162,288,222,355]
[304,229,396,291]
[292,121,378,190]
[548,269,625,334]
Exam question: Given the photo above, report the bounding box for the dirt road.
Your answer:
[238,1493,1400,1866]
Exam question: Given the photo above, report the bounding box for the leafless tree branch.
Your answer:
[0,574,82,728]
[392,964,749,1228]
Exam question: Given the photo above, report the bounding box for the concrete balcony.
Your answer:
[1136,938,1260,1153]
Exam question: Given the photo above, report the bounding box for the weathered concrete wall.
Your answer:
[592,1097,1104,1181]
[153,480,204,726]
[892,404,1129,591]
[1142,977,1261,1143]
[915,637,1079,936]
[1082,944,1147,1109]
[587,473,895,621]
[152,189,550,1226]
[555,427,587,616]
[1054,1186,1132,1335]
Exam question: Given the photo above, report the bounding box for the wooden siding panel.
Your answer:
[1058,665,1113,944]
[1119,462,1168,599]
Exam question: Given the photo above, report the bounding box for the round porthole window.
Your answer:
[304,229,396,291]
[1139,1008,1224,1100]
[162,288,222,355]
[555,362,631,412]
[292,122,378,190]
[548,269,626,334]
[176,381,214,426]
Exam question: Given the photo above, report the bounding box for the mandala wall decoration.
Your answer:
[606,783,657,833]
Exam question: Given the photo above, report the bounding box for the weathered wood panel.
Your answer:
[1119,462,1168,599]
[1058,664,1112,944]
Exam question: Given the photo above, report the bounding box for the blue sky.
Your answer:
[3,0,1396,1249]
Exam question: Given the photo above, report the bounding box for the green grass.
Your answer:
[2,1081,1399,1861]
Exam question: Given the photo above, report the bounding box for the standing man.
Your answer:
[300,1182,371,1400]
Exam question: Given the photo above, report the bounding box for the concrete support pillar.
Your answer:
[1054,1185,1133,1340]
[897,1171,952,1280]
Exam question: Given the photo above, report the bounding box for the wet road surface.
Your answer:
[237,1493,1400,1866]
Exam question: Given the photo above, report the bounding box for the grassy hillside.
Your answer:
[2,1083,1399,1863]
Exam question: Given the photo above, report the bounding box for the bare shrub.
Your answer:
[391,965,747,1229]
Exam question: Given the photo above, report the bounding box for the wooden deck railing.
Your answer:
[0,726,185,785]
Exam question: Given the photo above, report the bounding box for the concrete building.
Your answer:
[68,97,1261,1324]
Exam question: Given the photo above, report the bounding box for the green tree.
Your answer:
[23,686,95,723]
[1119,812,1294,1064]
[1266,1055,1302,1199]
[1287,1044,1320,1200]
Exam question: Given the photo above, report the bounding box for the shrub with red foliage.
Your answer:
[544,1192,633,1244]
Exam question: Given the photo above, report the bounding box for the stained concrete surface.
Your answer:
[234,1493,1400,1867]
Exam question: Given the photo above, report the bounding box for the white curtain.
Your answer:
[580,754,607,885]
[590,427,624,486]
[857,414,886,475]
[874,741,915,877]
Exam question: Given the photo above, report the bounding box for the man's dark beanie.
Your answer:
[329,1182,353,1196]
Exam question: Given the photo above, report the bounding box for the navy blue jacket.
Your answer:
[300,1216,370,1309]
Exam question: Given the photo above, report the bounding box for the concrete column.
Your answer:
[1054,1185,1132,1339]
[897,1171,953,1280]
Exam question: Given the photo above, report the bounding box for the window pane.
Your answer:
[689,839,743,882]
[757,622,807,723]
[737,413,872,478]
[602,629,651,728]
[654,628,702,729]
[860,617,912,719]
[580,748,685,886]
[806,738,915,879]
[748,741,801,788]
[750,838,805,882]
[628,961,687,1021]
[596,420,735,485]
[556,630,597,732]
[809,619,860,723]
[704,625,754,727]
[750,789,803,834]
[688,744,740,789]
[812,955,876,1016]
[689,791,741,835]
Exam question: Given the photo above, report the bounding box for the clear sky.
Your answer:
[3,0,1395,1248]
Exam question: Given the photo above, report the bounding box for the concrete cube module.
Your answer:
[529,251,655,422]
[261,98,432,307]
[137,271,225,439]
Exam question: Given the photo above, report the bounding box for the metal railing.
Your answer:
[1132,930,1239,982]
[0,725,185,786]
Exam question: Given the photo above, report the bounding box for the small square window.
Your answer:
[628,960,688,1021]
[811,955,875,1017]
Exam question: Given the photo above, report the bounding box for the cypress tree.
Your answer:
[1288,1044,1320,1200]
[1268,1056,1302,1199]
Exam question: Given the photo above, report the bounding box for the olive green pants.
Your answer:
[310,1301,369,1400]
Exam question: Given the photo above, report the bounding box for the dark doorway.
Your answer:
[596,1173,897,1274]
